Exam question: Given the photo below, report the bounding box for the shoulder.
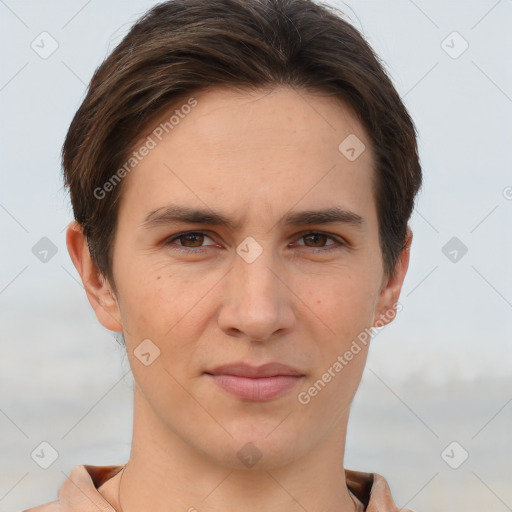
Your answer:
[21,464,123,512]
[345,468,415,512]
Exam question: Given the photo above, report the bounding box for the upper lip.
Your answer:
[206,362,304,378]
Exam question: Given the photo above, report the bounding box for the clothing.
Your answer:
[23,464,407,511]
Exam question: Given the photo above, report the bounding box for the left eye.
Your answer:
[295,232,338,248]
[167,232,215,248]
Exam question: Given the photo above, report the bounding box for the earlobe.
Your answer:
[372,228,413,328]
[66,221,123,332]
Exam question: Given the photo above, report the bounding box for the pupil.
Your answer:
[184,233,203,246]
[307,234,325,247]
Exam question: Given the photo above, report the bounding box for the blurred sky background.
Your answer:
[1,1,511,511]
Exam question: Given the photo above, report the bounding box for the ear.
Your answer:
[66,221,123,332]
[372,227,412,328]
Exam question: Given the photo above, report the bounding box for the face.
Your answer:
[76,86,409,470]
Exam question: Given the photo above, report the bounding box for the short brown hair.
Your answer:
[63,0,422,285]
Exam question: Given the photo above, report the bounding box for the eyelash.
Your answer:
[164,231,346,254]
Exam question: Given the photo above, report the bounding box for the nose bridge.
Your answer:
[219,238,294,340]
[234,238,280,308]
[236,249,275,299]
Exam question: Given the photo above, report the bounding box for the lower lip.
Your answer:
[208,374,303,401]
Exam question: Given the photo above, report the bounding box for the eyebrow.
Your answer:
[139,205,365,231]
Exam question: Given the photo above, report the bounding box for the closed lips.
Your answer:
[205,363,305,401]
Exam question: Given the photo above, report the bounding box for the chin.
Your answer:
[206,422,311,471]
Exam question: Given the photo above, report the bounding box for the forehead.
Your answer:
[119,86,376,225]
[149,85,370,157]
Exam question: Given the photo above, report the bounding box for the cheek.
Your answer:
[118,267,211,366]
[113,259,172,344]
[307,269,379,337]
[299,274,374,416]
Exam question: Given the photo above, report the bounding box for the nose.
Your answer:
[217,246,296,342]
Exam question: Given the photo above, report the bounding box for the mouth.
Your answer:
[205,362,306,402]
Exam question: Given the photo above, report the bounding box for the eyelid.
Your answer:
[291,230,346,249]
[165,229,346,252]
[165,231,218,251]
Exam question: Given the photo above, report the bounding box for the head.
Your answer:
[65,0,421,470]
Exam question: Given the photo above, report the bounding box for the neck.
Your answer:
[104,387,357,512]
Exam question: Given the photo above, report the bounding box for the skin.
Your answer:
[67,85,411,512]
